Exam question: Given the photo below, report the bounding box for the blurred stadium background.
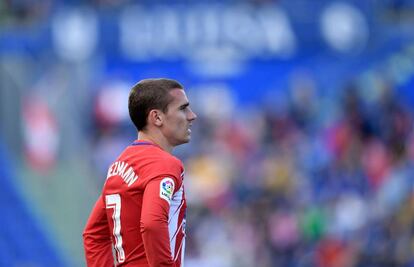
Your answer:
[1,0,414,266]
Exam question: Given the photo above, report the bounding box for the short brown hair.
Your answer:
[128,78,184,131]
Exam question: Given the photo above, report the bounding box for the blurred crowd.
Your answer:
[182,80,414,267]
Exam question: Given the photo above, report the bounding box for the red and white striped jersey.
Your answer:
[83,140,187,267]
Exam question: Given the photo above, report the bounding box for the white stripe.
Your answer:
[168,185,183,258]
[170,219,184,243]
[169,200,184,224]
[181,238,186,267]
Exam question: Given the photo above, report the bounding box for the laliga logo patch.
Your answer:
[160,177,175,203]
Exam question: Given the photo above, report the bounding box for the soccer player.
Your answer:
[83,78,197,267]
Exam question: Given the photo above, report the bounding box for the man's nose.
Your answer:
[189,110,197,121]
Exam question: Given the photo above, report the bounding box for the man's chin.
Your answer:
[174,137,190,147]
[183,134,192,143]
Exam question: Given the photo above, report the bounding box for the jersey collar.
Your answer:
[131,140,161,149]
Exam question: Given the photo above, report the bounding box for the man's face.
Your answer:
[161,89,197,147]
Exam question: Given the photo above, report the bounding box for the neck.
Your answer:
[137,131,173,154]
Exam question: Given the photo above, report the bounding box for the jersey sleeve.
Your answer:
[83,196,114,267]
[140,175,180,267]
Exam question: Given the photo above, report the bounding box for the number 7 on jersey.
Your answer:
[106,194,126,263]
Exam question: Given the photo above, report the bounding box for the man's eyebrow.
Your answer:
[179,102,190,109]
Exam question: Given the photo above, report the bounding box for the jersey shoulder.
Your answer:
[103,143,184,191]
[123,144,184,184]
[142,146,184,180]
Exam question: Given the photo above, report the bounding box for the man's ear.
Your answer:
[148,109,163,127]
